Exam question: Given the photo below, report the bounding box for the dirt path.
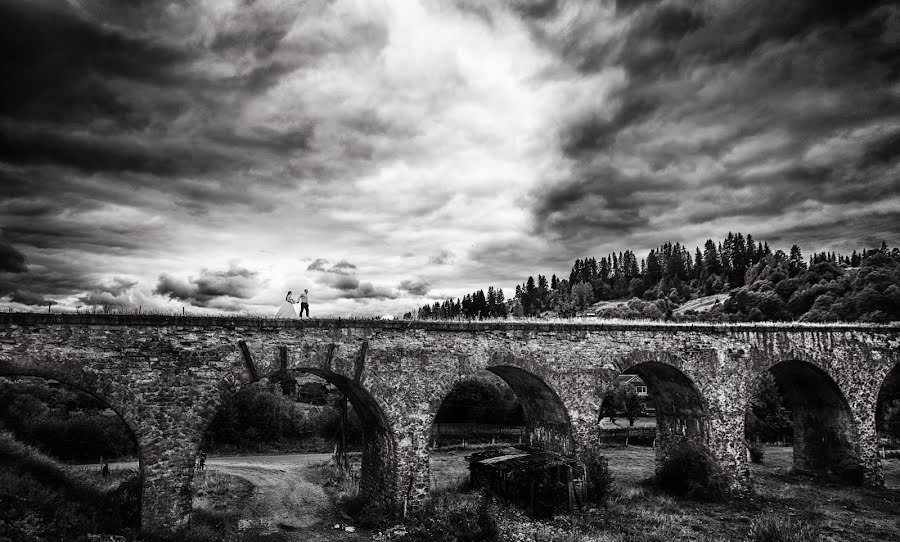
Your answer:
[209,454,331,533]
[106,453,368,541]
[203,454,369,541]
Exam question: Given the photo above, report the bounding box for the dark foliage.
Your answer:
[581,444,613,506]
[414,233,900,323]
[0,377,137,461]
[748,441,765,464]
[655,441,730,501]
[745,372,792,444]
[203,382,363,451]
[413,285,508,319]
[402,490,498,542]
[0,432,141,541]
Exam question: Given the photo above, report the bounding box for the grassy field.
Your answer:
[429,445,900,542]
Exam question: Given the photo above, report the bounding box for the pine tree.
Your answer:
[788,244,806,277]
[703,240,720,277]
[525,276,537,316]
[694,247,704,280]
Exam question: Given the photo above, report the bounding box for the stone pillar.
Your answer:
[358,428,399,515]
[139,437,200,535]
[707,409,751,495]
[854,406,884,487]
[392,412,432,516]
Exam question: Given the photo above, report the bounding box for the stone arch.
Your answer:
[425,350,576,455]
[610,352,711,464]
[291,367,398,514]
[0,363,144,527]
[484,364,575,454]
[766,359,863,482]
[480,349,576,454]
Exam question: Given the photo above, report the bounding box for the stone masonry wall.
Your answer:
[0,314,898,533]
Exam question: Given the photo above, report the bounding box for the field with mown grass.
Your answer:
[415,446,900,542]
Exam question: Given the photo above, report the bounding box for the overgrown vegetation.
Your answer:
[0,377,137,461]
[384,490,498,542]
[0,431,140,541]
[599,380,646,426]
[655,441,731,501]
[414,235,900,323]
[203,380,363,453]
[581,444,613,506]
[745,371,793,446]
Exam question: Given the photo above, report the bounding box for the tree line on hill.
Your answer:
[412,234,900,322]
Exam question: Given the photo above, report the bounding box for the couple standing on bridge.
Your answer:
[275,290,310,318]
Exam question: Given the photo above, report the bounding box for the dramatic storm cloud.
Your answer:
[1,0,898,315]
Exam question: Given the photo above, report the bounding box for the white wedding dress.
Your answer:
[275,298,298,318]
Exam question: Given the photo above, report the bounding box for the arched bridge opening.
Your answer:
[485,365,575,455]
[610,362,710,468]
[768,360,862,483]
[203,366,398,518]
[430,372,525,448]
[294,367,397,513]
[876,363,900,487]
[0,373,142,536]
[426,364,576,501]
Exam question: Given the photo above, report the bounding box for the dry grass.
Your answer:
[5,310,898,327]
[430,445,900,542]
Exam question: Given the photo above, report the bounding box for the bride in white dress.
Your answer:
[275,291,298,318]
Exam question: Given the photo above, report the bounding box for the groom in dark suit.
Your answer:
[299,289,310,317]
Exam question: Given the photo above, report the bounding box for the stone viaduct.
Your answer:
[0,314,898,534]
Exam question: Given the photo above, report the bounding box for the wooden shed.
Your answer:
[468,445,584,517]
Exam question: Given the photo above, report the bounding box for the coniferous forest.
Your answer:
[411,234,900,322]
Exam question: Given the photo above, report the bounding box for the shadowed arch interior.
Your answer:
[618,361,709,462]
[768,360,862,481]
[292,367,397,514]
[485,365,575,454]
[876,364,900,436]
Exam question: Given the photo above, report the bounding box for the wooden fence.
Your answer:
[431,423,526,447]
[597,427,656,446]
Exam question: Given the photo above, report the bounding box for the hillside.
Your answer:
[0,431,140,541]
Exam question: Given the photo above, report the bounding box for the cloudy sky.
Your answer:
[1,0,898,316]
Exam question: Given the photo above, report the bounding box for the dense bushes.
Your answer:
[655,441,730,501]
[581,445,613,506]
[203,382,363,452]
[0,431,141,541]
[745,372,792,444]
[0,378,136,461]
[722,250,900,323]
[400,490,497,542]
[747,441,765,464]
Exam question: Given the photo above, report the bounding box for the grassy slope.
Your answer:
[0,431,140,541]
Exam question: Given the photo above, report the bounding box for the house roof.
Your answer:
[468,445,579,474]
[615,374,647,386]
